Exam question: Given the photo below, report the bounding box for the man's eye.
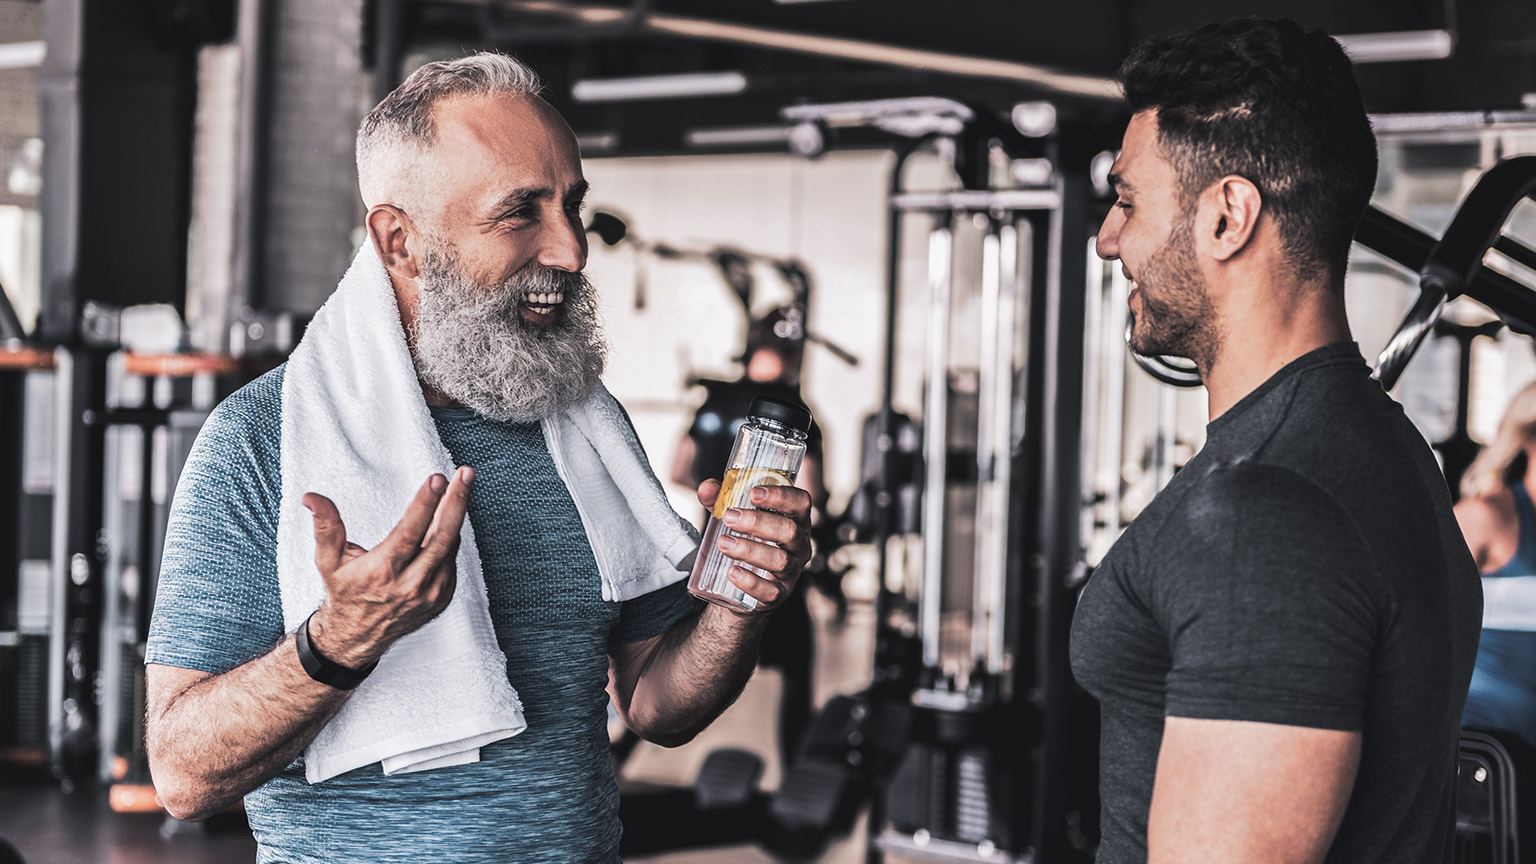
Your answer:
[1114,200,1133,212]
[565,200,586,215]
[500,209,533,223]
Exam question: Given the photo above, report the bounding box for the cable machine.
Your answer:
[752,97,1108,864]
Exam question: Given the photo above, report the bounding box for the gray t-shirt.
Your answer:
[1070,343,1481,864]
[146,365,700,863]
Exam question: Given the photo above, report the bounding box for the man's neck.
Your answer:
[1202,274,1352,422]
[421,381,465,409]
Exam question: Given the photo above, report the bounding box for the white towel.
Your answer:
[277,243,699,783]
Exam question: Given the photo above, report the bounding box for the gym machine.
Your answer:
[745,96,1109,864]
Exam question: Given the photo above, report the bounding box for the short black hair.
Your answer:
[1120,18,1378,278]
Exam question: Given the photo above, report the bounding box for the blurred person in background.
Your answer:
[671,305,827,763]
[1458,379,1536,748]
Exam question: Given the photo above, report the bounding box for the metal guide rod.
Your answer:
[46,347,72,768]
[891,189,1061,213]
[97,421,126,782]
[919,218,953,671]
[971,223,1002,669]
[1078,247,1107,568]
[987,221,1020,672]
[1102,268,1130,541]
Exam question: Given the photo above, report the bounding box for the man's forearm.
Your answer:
[146,634,350,820]
[624,604,770,747]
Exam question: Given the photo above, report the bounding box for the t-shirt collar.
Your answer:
[1206,341,1364,435]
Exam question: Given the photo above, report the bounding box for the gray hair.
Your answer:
[356,52,544,221]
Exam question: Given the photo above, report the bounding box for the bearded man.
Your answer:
[143,53,812,864]
[1070,18,1481,864]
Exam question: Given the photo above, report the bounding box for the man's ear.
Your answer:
[366,205,421,280]
[1205,175,1262,262]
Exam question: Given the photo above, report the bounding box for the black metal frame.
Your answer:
[1365,157,1536,390]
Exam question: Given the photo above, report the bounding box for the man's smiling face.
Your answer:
[429,93,590,327]
[405,93,607,423]
[1096,110,1218,366]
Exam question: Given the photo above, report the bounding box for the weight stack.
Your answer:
[885,738,1014,851]
[5,634,48,751]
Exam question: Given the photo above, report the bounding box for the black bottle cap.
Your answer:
[748,396,812,433]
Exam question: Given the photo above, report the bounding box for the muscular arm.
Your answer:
[147,650,349,819]
[608,479,811,746]
[607,605,769,747]
[146,470,471,820]
[1143,465,1376,863]
[1149,717,1361,864]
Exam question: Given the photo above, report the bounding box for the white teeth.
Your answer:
[523,291,566,305]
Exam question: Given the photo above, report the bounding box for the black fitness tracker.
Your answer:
[295,612,378,690]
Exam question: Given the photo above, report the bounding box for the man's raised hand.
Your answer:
[302,467,474,669]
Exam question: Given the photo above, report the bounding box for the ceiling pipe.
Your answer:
[491,0,1123,101]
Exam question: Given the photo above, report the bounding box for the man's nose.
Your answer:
[1095,207,1122,262]
[538,209,588,272]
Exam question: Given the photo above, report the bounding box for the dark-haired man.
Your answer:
[1070,18,1481,864]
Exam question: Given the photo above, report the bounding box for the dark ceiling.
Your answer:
[388,0,1536,156]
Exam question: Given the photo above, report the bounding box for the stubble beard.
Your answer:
[1128,210,1220,372]
[409,245,607,424]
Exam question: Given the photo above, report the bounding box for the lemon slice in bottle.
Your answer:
[713,467,795,519]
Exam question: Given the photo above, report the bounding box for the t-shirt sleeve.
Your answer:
[145,379,287,674]
[610,579,702,644]
[1154,462,1382,731]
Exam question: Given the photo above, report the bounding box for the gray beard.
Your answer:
[409,249,606,424]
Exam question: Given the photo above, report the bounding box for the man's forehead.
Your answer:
[1110,111,1165,189]
[429,93,585,212]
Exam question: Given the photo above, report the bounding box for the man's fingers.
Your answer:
[304,493,348,575]
[726,565,788,608]
[721,506,798,547]
[423,466,475,547]
[748,484,812,518]
[716,532,792,575]
[696,479,722,510]
[379,474,449,563]
[412,467,473,574]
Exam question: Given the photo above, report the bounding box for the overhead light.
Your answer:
[1010,158,1054,187]
[683,125,793,148]
[1336,29,1454,64]
[574,132,620,155]
[501,1,1121,101]
[788,122,825,158]
[0,41,45,70]
[1011,101,1057,138]
[783,97,974,138]
[1090,150,1116,198]
[571,71,748,103]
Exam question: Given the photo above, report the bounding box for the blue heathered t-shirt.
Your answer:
[145,365,700,863]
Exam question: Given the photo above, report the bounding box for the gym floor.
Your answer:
[0,594,887,864]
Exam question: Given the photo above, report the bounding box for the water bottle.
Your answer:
[688,397,813,612]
